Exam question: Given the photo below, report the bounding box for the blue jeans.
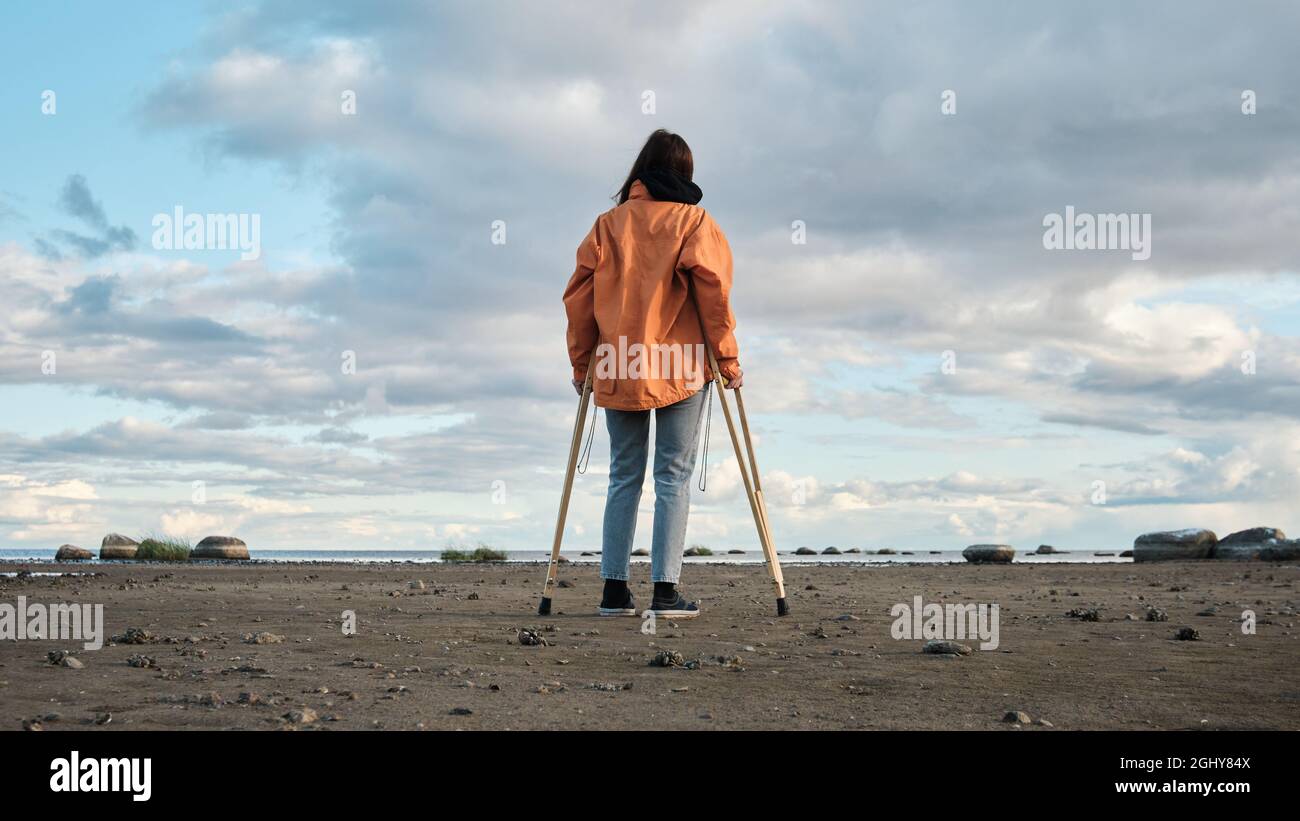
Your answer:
[601,387,708,584]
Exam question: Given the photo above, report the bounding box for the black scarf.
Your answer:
[638,167,703,205]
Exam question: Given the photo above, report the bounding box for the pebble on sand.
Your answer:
[517,628,549,646]
[1003,710,1031,724]
[922,640,972,656]
[47,650,83,668]
[243,631,285,644]
[283,707,318,725]
[650,649,686,667]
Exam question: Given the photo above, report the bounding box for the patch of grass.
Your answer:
[441,543,508,563]
[135,535,191,561]
[684,544,713,557]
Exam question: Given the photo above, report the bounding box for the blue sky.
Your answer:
[1,1,1298,554]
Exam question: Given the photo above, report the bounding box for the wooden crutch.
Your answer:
[697,343,789,616]
[734,388,781,586]
[537,354,596,616]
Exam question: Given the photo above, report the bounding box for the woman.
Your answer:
[563,129,743,619]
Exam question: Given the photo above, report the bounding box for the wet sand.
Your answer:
[1,560,1296,730]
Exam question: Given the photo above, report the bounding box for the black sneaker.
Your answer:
[648,592,700,619]
[598,587,637,617]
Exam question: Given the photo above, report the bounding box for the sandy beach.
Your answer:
[2,559,1296,731]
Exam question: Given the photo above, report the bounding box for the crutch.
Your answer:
[691,291,789,616]
[537,354,595,616]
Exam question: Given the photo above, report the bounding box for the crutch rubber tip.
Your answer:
[537,596,552,616]
[776,597,789,617]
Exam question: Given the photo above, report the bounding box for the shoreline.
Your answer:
[1,559,1295,730]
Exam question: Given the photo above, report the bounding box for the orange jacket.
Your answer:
[563,180,741,411]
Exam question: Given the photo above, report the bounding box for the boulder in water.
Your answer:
[192,536,249,560]
[962,544,1015,564]
[1133,529,1216,562]
[1214,527,1286,560]
[55,544,92,561]
[100,533,139,560]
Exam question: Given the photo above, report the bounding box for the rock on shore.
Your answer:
[1133,528,1216,562]
[1260,539,1300,561]
[192,536,250,560]
[55,544,92,561]
[100,533,139,559]
[962,544,1015,563]
[1214,527,1285,560]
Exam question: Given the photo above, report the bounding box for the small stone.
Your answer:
[243,631,285,644]
[449,707,473,716]
[409,579,425,590]
[517,628,549,646]
[922,640,972,656]
[1174,627,1200,641]
[283,707,319,725]
[1003,711,1032,724]
[650,649,686,667]
[48,650,83,668]
[1035,718,1053,728]
[111,627,154,645]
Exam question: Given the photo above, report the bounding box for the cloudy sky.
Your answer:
[2,1,1298,554]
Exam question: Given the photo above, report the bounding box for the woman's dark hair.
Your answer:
[615,129,694,204]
